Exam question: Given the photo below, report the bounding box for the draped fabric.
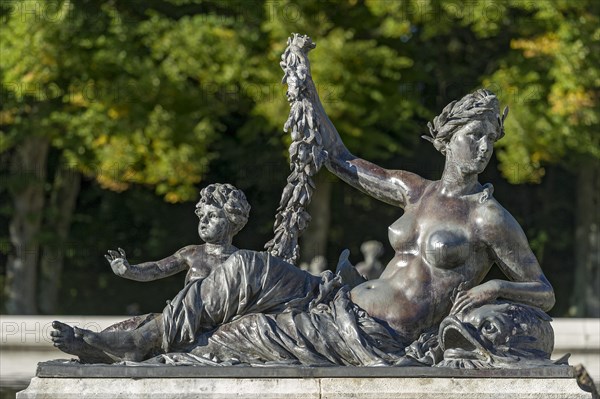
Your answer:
[160,249,408,365]
[189,287,407,366]
[162,250,324,352]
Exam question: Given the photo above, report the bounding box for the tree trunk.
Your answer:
[572,159,600,317]
[38,160,81,314]
[5,136,50,314]
[300,171,332,266]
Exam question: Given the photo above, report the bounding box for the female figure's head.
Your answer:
[195,183,251,244]
[423,89,508,176]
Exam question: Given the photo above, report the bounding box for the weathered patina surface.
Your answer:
[50,35,558,370]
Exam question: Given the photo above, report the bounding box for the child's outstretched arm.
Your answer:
[105,247,189,282]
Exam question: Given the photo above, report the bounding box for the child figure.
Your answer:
[51,183,250,362]
[105,183,251,285]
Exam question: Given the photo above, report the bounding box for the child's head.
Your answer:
[196,183,251,237]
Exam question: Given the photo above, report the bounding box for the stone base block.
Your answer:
[16,362,593,399]
[18,375,592,399]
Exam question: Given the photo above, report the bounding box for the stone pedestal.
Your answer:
[17,361,593,399]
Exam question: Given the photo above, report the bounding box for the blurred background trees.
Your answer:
[1,0,598,316]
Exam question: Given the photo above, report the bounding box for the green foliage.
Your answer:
[1,0,597,314]
[3,0,598,189]
[2,0,257,202]
[483,1,600,183]
[254,0,431,160]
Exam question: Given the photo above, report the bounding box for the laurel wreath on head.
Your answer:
[422,89,509,155]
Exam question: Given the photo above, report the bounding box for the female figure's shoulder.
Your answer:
[472,186,527,245]
[388,169,432,206]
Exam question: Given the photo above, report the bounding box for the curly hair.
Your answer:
[422,89,509,155]
[196,183,251,236]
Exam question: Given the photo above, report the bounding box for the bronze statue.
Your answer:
[437,301,555,369]
[107,183,249,285]
[50,35,556,369]
[51,183,251,362]
[319,85,554,342]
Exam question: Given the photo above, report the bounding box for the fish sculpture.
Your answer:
[436,301,559,369]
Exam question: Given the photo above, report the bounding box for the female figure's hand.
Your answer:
[105,248,130,276]
[450,281,500,315]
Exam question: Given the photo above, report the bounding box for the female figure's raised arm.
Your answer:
[105,247,189,282]
[303,62,427,209]
[452,202,555,314]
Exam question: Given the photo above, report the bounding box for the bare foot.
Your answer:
[50,321,113,364]
[50,321,85,355]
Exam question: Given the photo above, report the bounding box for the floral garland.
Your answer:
[265,34,326,264]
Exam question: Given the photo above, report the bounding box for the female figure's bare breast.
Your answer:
[318,84,553,341]
[350,183,493,340]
